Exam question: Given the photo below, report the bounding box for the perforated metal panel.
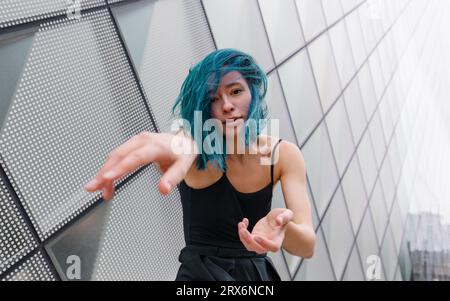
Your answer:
[0,9,156,240]
[46,165,184,281]
[111,0,215,133]
[1,251,56,281]
[0,0,106,29]
[0,167,37,275]
[107,0,126,4]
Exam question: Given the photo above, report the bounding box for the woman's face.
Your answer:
[209,71,252,137]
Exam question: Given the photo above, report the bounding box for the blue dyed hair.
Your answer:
[171,48,268,172]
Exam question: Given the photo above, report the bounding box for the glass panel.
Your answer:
[390,200,404,254]
[396,177,410,223]
[321,0,344,26]
[1,251,57,281]
[295,0,327,42]
[368,50,387,102]
[267,250,291,281]
[358,1,377,53]
[258,0,305,63]
[343,76,367,144]
[380,156,395,212]
[277,49,323,145]
[328,19,356,88]
[388,136,402,187]
[386,81,402,124]
[282,250,301,279]
[111,0,215,132]
[344,9,368,69]
[308,181,320,231]
[378,36,395,82]
[202,0,274,71]
[301,122,339,219]
[367,2,384,42]
[356,210,380,276]
[368,110,387,169]
[294,228,335,280]
[341,156,368,231]
[308,32,342,112]
[358,62,378,118]
[381,226,398,281]
[321,187,354,279]
[378,96,395,143]
[340,0,359,14]
[342,245,365,281]
[356,130,378,194]
[266,72,297,143]
[369,179,388,245]
[45,166,184,281]
[0,10,156,240]
[325,96,354,176]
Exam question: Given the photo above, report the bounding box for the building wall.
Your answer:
[1,0,449,281]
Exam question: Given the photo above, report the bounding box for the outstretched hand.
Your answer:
[84,131,197,200]
[238,208,293,254]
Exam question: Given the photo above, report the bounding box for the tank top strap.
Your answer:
[270,138,282,185]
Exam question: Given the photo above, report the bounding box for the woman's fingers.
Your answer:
[238,219,266,254]
[254,236,279,252]
[102,145,159,182]
[85,132,151,192]
[238,223,259,252]
[158,156,192,195]
[268,208,294,228]
[276,209,294,227]
[101,179,115,201]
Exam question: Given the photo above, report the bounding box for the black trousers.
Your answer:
[175,244,281,281]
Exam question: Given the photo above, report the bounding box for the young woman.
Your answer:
[84,49,315,281]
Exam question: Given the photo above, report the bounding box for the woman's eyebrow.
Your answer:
[208,79,244,96]
[223,81,243,88]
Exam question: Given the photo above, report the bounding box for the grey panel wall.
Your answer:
[1,0,449,281]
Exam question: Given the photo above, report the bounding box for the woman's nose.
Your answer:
[222,96,235,112]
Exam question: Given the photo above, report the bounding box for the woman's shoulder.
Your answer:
[257,135,298,153]
[258,135,304,168]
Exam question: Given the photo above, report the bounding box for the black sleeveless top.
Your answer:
[179,138,282,249]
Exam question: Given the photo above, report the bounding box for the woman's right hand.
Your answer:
[84,131,198,200]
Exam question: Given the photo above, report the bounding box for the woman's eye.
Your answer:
[231,89,242,95]
[211,96,219,102]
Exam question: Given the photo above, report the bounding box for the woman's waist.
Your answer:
[179,243,267,260]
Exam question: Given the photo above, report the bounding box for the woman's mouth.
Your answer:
[222,117,244,127]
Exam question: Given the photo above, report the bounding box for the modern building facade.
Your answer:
[1,0,449,281]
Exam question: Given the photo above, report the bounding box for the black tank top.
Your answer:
[179,138,282,249]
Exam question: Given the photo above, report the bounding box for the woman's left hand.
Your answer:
[238,208,294,254]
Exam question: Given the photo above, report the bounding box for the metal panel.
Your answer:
[0,9,156,240]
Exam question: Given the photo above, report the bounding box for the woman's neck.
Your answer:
[225,135,263,163]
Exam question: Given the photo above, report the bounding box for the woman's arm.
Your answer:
[237,139,316,257]
[278,141,316,258]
